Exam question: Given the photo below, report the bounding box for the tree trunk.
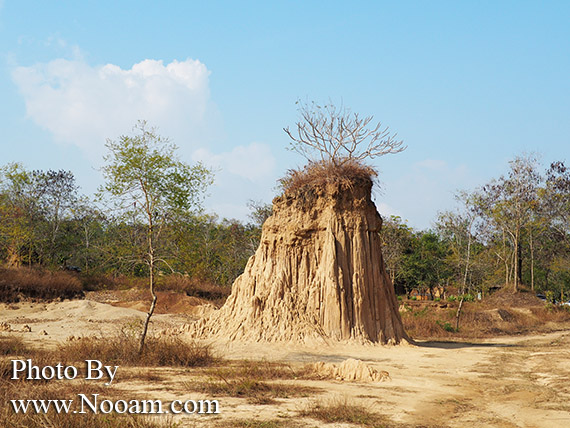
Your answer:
[139,278,157,355]
[139,218,158,355]
[463,223,472,288]
[6,245,22,267]
[455,296,465,331]
[517,235,523,288]
[529,230,534,291]
[513,229,519,293]
[509,246,515,286]
[503,230,509,287]
[84,224,90,272]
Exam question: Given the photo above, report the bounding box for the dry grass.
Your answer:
[400,303,458,339]
[0,267,83,302]
[299,396,392,427]
[159,275,230,304]
[279,159,377,194]
[213,419,303,428]
[57,334,216,368]
[202,360,310,381]
[0,378,176,428]
[116,368,166,383]
[0,333,209,426]
[2,330,214,367]
[191,360,318,404]
[0,335,28,356]
[192,378,316,405]
[400,295,570,340]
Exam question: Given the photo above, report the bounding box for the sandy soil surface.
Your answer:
[1,299,569,427]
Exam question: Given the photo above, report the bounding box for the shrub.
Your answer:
[0,267,83,302]
[436,320,456,333]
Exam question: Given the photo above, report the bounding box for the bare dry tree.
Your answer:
[284,100,406,166]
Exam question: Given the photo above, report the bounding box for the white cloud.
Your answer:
[12,57,214,160]
[193,142,276,181]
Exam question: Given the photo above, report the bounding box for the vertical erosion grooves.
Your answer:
[192,179,409,344]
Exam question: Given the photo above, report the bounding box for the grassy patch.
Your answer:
[213,419,303,428]
[0,331,211,427]
[193,378,316,404]
[203,360,310,381]
[299,396,391,427]
[117,368,167,383]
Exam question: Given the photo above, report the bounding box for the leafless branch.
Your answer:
[284,100,406,166]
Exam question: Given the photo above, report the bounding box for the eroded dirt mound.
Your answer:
[313,358,390,382]
[86,290,215,317]
[192,177,408,344]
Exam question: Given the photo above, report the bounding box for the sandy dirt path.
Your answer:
[204,332,570,427]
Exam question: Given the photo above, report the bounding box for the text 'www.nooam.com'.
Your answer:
[11,394,220,415]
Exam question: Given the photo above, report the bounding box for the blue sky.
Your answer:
[0,1,568,229]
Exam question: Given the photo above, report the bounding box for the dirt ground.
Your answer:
[1,299,569,428]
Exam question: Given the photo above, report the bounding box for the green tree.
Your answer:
[168,213,259,286]
[400,231,451,299]
[543,161,570,235]
[436,191,482,294]
[68,198,107,272]
[0,164,83,268]
[99,121,213,353]
[536,161,570,300]
[31,169,80,266]
[379,215,413,288]
[478,154,541,292]
[0,163,33,266]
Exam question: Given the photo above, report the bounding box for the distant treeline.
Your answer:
[380,154,570,302]
[1,154,569,302]
[0,162,270,287]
